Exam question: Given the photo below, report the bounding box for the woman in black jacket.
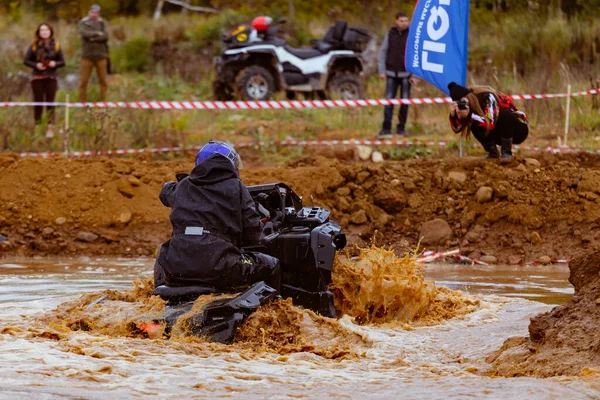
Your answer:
[448,82,529,159]
[24,23,65,139]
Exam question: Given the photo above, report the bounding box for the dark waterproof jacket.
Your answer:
[78,16,109,60]
[24,40,66,79]
[378,26,409,76]
[157,154,262,287]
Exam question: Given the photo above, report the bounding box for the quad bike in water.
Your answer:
[151,183,347,344]
[213,16,370,101]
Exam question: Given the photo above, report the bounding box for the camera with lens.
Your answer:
[457,99,469,111]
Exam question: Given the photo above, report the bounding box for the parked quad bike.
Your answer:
[147,183,347,344]
[213,17,370,101]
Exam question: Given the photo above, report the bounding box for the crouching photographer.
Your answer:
[448,82,529,159]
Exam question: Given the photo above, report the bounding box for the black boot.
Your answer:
[500,138,513,159]
[483,142,500,159]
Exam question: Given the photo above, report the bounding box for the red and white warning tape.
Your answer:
[529,259,571,265]
[16,139,600,158]
[1,89,599,110]
[452,254,490,266]
[417,251,570,266]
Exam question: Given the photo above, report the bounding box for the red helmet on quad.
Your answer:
[251,16,272,31]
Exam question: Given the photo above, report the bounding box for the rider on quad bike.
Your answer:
[213,16,370,101]
[154,141,281,292]
[149,141,347,343]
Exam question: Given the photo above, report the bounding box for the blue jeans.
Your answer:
[382,77,411,131]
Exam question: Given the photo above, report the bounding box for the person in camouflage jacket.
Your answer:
[77,4,109,102]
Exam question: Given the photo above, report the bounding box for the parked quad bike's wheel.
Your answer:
[327,73,365,100]
[213,80,235,101]
[236,66,276,101]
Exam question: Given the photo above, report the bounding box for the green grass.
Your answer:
[1,10,599,154]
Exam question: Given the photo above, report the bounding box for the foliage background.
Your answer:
[0,0,598,154]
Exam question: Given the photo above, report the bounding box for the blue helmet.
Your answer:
[195,140,242,169]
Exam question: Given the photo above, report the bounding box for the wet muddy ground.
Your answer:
[1,257,599,399]
[3,152,600,397]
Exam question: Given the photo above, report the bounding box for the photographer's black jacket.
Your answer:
[157,154,262,286]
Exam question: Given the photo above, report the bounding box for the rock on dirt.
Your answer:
[508,255,523,265]
[128,176,141,187]
[419,219,452,246]
[407,193,423,209]
[356,171,371,184]
[524,158,541,168]
[116,212,133,225]
[475,186,494,203]
[337,197,351,212]
[448,171,467,184]
[538,255,552,265]
[118,177,135,199]
[0,235,7,243]
[480,255,498,264]
[529,232,543,245]
[55,217,67,225]
[350,210,368,225]
[41,227,54,239]
[371,151,384,163]
[356,145,373,161]
[76,232,98,243]
[336,187,351,197]
[489,249,600,377]
[515,164,528,173]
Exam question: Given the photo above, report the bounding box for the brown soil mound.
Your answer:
[2,152,600,262]
[488,250,600,377]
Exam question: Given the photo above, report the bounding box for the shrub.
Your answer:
[112,37,151,73]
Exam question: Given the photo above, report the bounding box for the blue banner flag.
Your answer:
[406,0,470,95]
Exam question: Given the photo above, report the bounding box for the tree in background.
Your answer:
[1,0,599,20]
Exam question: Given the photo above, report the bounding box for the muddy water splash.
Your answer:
[236,298,368,358]
[331,246,479,325]
[8,248,477,362]
[26,276,167,340]
[3,258,600,398]
[19,277,366,360]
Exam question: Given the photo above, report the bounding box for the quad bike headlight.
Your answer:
[333,233,347,251]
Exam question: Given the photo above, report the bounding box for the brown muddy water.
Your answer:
[0,258,599,399]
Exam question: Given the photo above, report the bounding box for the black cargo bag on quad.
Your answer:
[343,26,370,52]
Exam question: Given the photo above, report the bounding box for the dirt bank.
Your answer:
[2,151,600,263]
[488,249,600,377]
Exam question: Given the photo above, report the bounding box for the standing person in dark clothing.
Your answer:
[154,141,281,292]
[23,23,65,139]
[448,82,529,159]
[378,12,418,138]
[78,4,109,102]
